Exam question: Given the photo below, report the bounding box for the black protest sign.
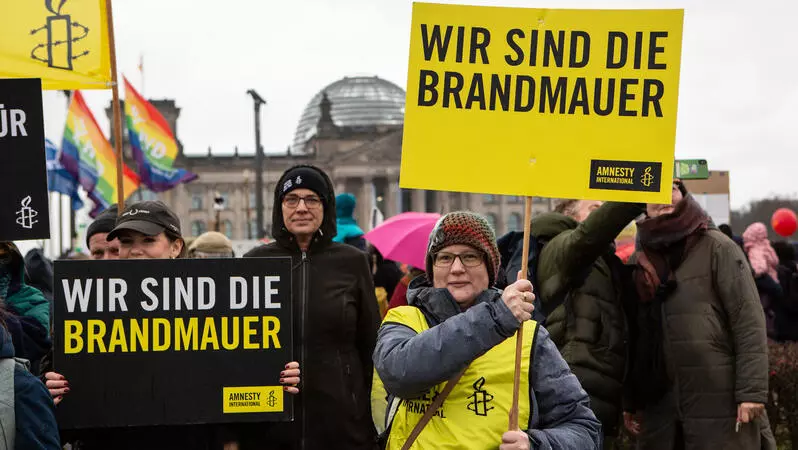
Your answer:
[53,257,293,429]
[0,78,49,240]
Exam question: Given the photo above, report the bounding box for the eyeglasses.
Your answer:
[283,195,322,209]
[433,251,484,268]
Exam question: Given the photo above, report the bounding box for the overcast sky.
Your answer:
[40,0,798,210]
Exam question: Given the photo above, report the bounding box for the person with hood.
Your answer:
[0,243,51,377]
[23,248,53,303]
[626,181,769,449]
[743,222,781,283]
[743,222,783,340]
[244,165,380,450]
[375,211,601,450]
[529,199,644,447]
[0,306,60,449]
[334,192,367,251]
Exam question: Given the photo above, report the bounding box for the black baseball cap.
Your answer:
[106,201,181,241]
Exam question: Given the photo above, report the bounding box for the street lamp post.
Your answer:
[243,169,252,239]
[246,90,266,239]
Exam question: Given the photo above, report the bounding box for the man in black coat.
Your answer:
[244,165,380,450]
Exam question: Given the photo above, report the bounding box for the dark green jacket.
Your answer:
[5,244,50,334]
[633,230,768,450]
[531,202,644,435]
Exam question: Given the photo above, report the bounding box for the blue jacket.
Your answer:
[0,327,60,449]
[374,277,602,449]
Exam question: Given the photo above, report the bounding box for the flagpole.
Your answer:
[58,195,64,254]
[105,0,125,214]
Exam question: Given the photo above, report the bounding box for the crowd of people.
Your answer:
[1,164,795,450]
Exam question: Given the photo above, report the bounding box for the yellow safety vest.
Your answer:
[379,305,537,450]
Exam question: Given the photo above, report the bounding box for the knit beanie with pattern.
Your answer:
[426,211,501,287]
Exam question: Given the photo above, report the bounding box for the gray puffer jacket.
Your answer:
[374,277,601,450]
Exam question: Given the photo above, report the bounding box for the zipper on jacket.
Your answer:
[300,250,309,450]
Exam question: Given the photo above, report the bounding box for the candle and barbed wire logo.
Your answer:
[16,196,39,230]
[466,377,494,416]
[30,0,90,71]
[265,389,279,408]
[640,166,655,188]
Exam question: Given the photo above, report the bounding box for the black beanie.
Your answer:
[86,204,119,247]
[280,167,328,201]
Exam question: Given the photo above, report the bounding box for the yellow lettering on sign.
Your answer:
[87,320,107,354]
[243,316,259,350]
[201,317,220,351]
[222,317,239,350]
[59,316,284,353]
[130,318,149,352]
[223,386,283,414]
[108,319,129,353]
[175,317,199,351]
[153,318,171,351]
[64,320,84,354]
[263,317,281,349]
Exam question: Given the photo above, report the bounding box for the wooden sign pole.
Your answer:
[509,196,533,430]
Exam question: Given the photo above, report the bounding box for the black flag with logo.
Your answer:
[0,78,50,240]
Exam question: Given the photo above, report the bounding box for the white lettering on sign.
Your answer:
[0,104,28,138]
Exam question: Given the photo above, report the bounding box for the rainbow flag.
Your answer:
[124,78,197,192]
[60,91,140,214]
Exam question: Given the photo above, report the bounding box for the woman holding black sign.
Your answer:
[244,165,380,450]
[52,201,301,449]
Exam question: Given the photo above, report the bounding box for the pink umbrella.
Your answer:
[364,212,441,269]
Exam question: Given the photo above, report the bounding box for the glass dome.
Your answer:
[292,76,406,152]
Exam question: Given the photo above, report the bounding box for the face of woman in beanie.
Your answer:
[117,230,182,259]
[282,188,324,244]
[432,244,490,309]
[646,182,684,218]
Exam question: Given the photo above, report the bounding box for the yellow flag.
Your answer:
[0,0,111,90]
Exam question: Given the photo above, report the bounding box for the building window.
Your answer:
[485,213,497,231]
[508,213,522,232]
[191,220,206,237]
[248,192,256,210]
[191,194,203,211]
[507,195,523,204]
[247,220,258,239]
[223,220,234,239]
[483,194,497,204]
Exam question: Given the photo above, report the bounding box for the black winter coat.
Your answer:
[244,165,380,450]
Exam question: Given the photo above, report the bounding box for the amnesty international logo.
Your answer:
[0,0,111,89]
[30,0,91,71]
[265,389,279,408]
[640,166,655,188]
[466,377,494,416]
[589,160,662,193]
[223,386,284,414]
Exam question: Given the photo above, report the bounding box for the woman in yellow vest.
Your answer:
[374,211,601,450]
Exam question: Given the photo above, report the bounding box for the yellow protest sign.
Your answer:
[0,0,111,90]
[400,3,684,204]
